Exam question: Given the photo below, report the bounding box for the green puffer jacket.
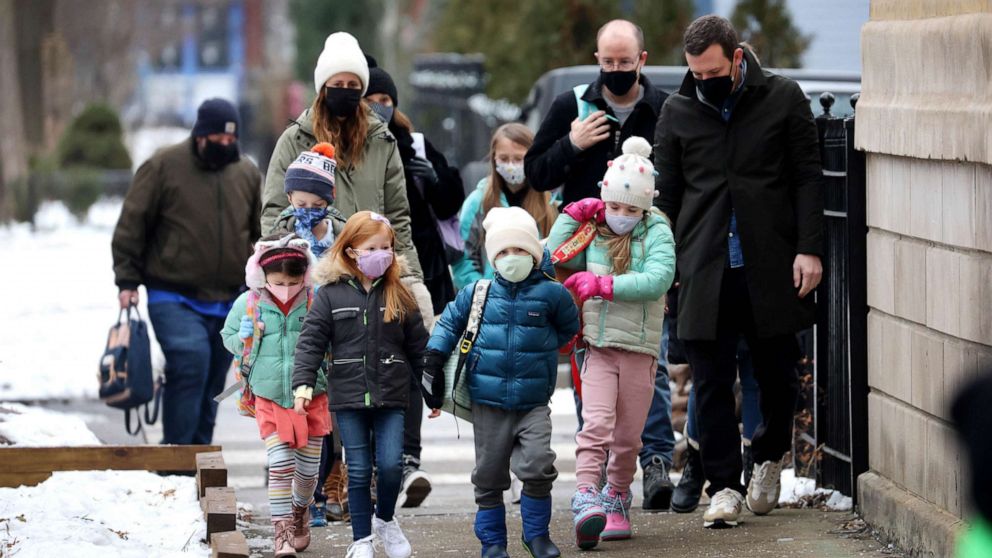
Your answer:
[546,210,676,358]
[261,108,422,279]
[221,289,327,408]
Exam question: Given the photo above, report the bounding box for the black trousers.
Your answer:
[682,268,800,496]
[403,375,424,459]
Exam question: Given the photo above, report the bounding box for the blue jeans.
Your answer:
[573,318,676,469]
[147,302,231,445]
[336,408,404,540]
[686,337,763,443]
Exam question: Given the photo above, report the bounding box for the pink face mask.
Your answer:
[267,282,304,304]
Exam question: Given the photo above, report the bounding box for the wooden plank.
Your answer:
[196,451,227,498]
[210,530,249,558]
[204,496,237,537]
[202,486,236,511]
[0,445,221,488]
[0,472,52,488]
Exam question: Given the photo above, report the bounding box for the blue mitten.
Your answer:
[238,316,254,339]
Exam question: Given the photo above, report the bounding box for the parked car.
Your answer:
[520,65,861,131]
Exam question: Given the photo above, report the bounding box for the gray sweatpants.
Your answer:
[471,403,558,508]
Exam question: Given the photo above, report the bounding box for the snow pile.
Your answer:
[0,402,101,446]
[778,468,854,511]
[0,470,209,558]
[0,199,165,401]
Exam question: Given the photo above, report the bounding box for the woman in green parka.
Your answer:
[261,31,434,327]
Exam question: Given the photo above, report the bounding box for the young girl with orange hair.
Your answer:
[292,211,444,558]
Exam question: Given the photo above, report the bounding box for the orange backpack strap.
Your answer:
[239,290,262,378]
[551,220,598,265]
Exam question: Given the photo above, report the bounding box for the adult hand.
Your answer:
[406,157,438,186]
[293,397,308,416]
[427,409,442,419]
[793,254,823,298]
[119,289,138,309]
[563,198,606,224]
[238,316,254,339]
[569,111,611,151]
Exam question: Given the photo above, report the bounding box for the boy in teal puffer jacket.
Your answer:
[424,206,579,558]
[546,137,675,550]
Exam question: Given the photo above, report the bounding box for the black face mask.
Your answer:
[696,72,735,106]
[601,69,639,96]
[323,87,362,117]
[199,140,240,169]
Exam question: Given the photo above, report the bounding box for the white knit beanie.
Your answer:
[599,136,659,211]
[313,32,370,94]
[483,207,544,266]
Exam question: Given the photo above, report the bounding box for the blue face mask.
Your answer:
[293,207,329,229]
[369,102,394,124]
[605,213,641,235]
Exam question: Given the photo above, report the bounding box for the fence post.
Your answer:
[845,93,869,505]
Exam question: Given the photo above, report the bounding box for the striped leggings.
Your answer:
[266,435,323,521]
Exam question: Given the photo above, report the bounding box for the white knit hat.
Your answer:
[483,207,544,266]
[313,32,369,94]
[599,136,659,211]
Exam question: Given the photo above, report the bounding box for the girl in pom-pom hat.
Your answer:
[546,136,676,550]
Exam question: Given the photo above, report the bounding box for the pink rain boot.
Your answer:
[600,485,632,541]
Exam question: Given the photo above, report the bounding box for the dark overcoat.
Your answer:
[654,50,824,341]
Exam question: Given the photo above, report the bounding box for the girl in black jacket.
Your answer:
[293,211,442,557]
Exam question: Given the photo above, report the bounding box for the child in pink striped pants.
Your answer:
[547,137,676,550]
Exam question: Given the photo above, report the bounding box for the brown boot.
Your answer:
[324,461,349,522]
[291,504,311,551]
[273,519,296,557]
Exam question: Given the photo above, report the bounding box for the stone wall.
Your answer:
[857,1,992,555]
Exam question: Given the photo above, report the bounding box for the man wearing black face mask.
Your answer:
[527,19,679,514]
[112,97,262,445]
[655,15,824,529]
[526,19,668,208]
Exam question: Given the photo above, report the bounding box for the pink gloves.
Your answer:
[563,198,606,224]
[564,271,614,302]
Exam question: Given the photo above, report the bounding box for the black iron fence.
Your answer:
[799,92,869,500]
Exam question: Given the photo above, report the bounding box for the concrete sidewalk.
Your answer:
[244,508,901,557]
[43,393,906,558]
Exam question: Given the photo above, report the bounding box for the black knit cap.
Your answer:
[366,67,399,107]
[192,98,240,138]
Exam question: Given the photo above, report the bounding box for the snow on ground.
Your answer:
[0,471,210,558]
[779,467,854,511]
[0,402,101,446]
[0,199,165,401]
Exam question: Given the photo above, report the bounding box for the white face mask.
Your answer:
[495,162,526,189]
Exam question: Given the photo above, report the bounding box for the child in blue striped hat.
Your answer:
[271,142,347,258]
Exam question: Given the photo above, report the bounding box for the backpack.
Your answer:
[98,305,162,435]
[232,289,315,417]
[440,279,491,423]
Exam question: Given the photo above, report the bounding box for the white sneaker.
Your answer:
[373,516,412,558]
[346,534,376,558]
[746,458,784,515]
[702,488,744,528]
[510,474,523,504]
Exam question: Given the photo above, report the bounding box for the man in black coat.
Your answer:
[525,19,677,512]
[654,15,824,529]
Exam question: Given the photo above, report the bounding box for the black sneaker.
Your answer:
[671,445,704,513]
[397,454,432,508]
[642,455,674,511]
